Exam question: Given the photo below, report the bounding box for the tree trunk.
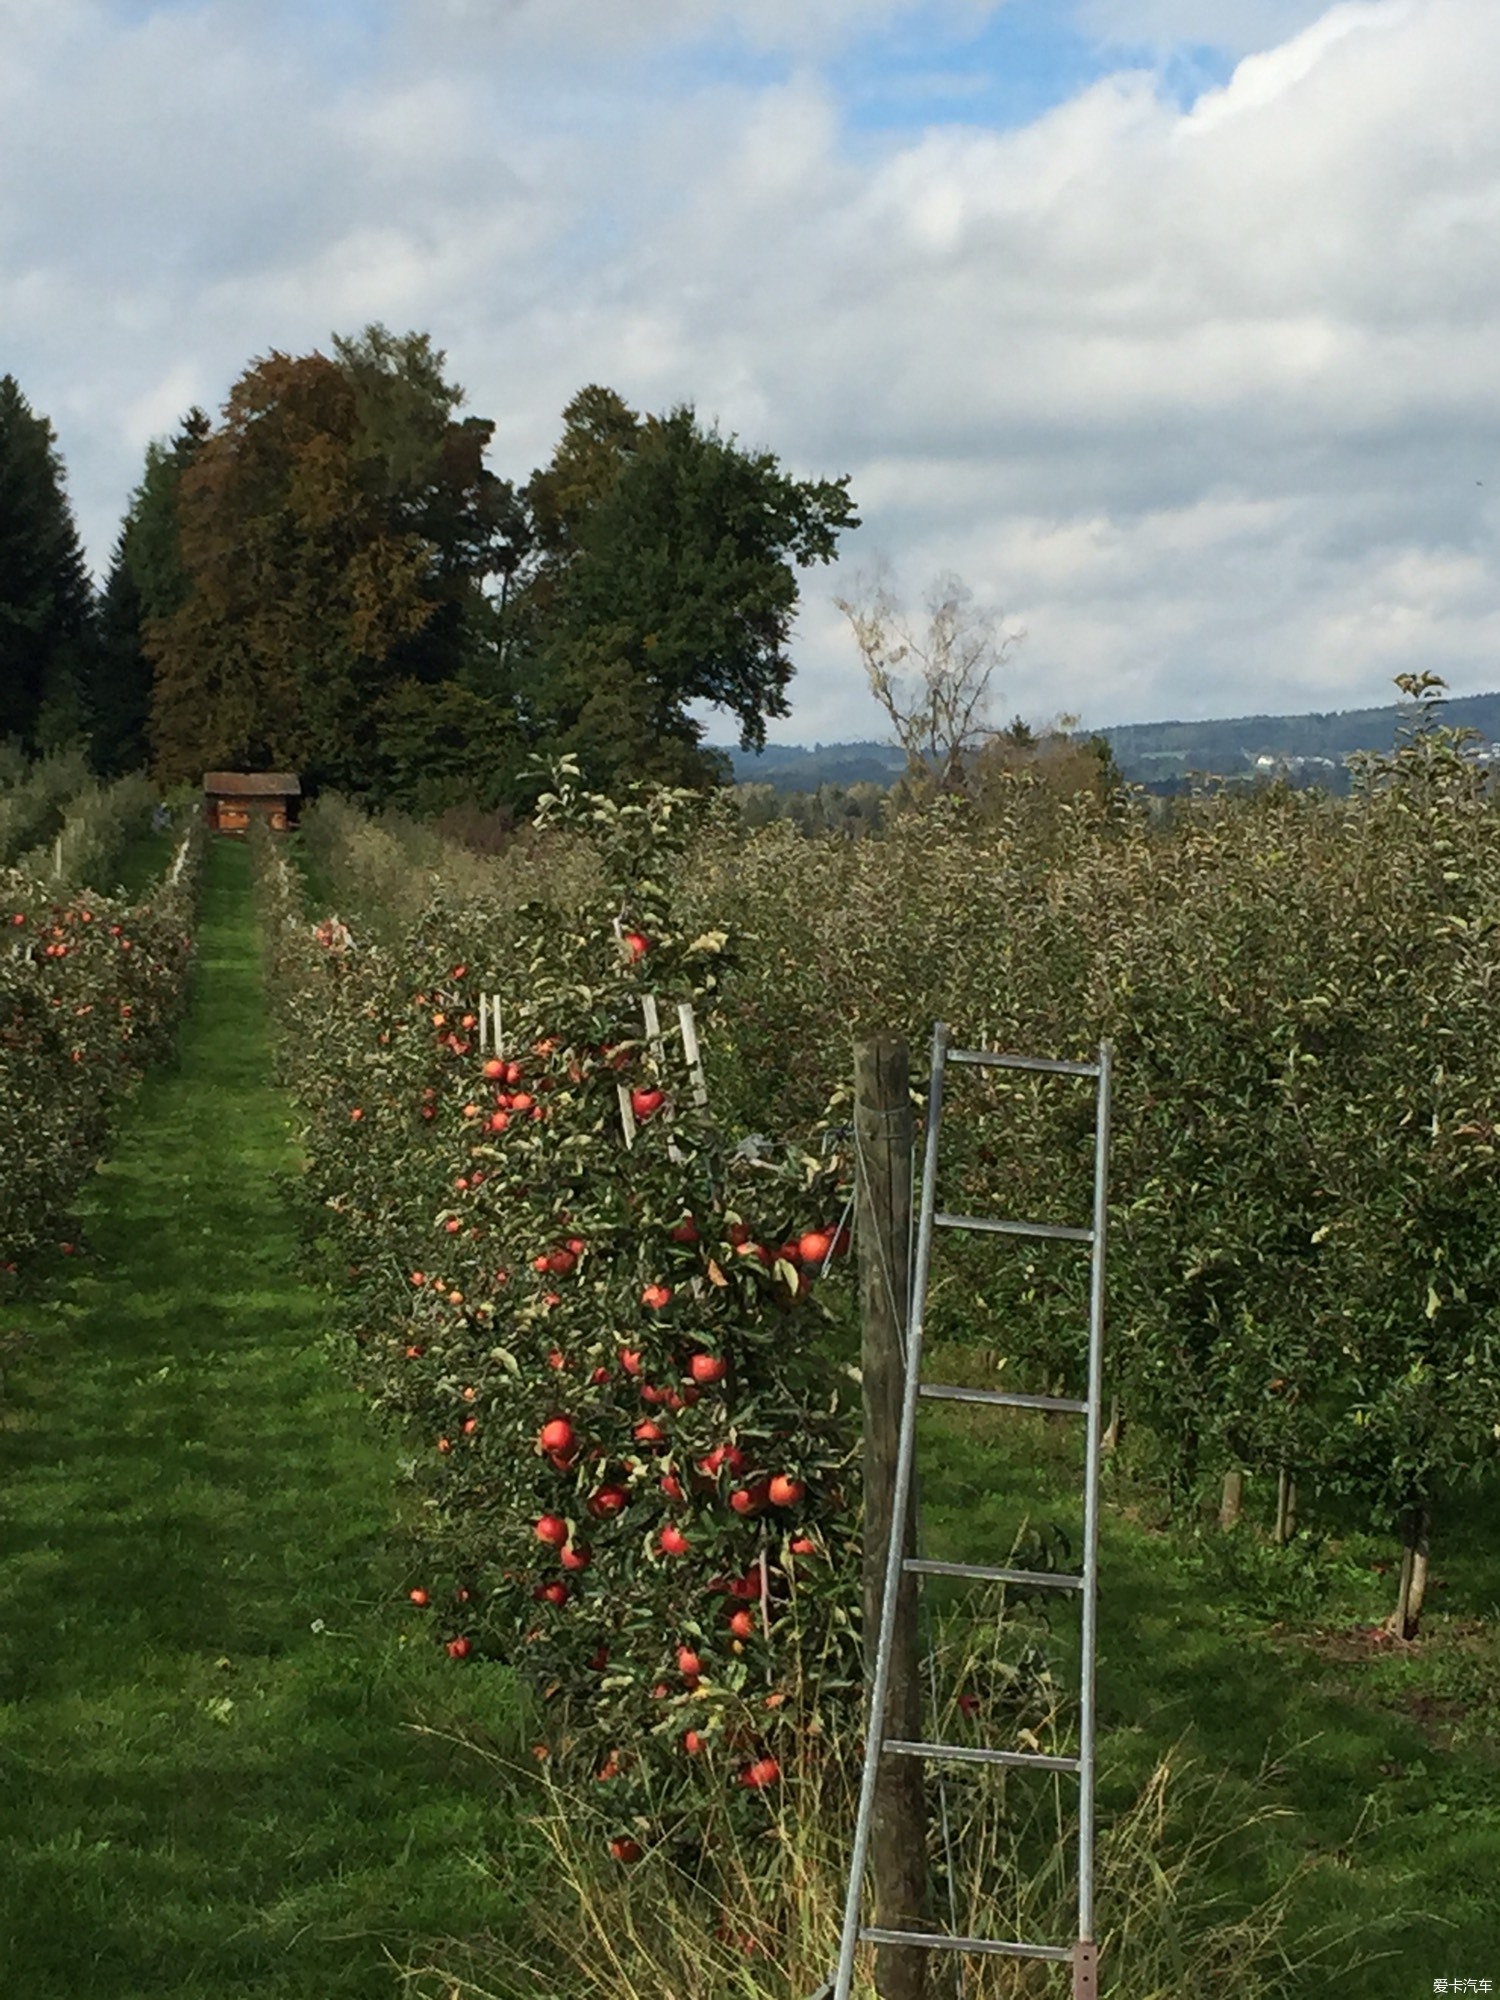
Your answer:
[1389,1504,1433,1639]
[855,1036,928,2000]
[1218,1469,1245,1530]
[1274,1468,1298,1545]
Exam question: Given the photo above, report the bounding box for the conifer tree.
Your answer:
[0,375,94,749]
[88,410,209,776]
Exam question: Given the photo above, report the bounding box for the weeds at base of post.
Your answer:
[387,1600,1372,2000]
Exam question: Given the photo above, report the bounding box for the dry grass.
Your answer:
[393,1602,1347,2000]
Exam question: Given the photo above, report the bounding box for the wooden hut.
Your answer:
[202,772,301,835]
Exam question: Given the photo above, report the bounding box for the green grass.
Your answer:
[109,820,179,901]
[0,838,538,1998]
[282,826,338,921]
[913,1346,1500,1994]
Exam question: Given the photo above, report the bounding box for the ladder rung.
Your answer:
[935,1211,1093,1245]
[860,1925,1075,1962]
[947,1048,1101,1080]
[920,1383,1088,1414]
[861,1924,1075,1964]
[883,1738,1082,1775]
[905,1557,1083,1592]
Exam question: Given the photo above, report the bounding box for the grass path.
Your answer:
[0,838,532,1999]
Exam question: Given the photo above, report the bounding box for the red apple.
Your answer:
[676,1646,703,1678]
[689,1353,727,1385]
[539,1418,575,1455]
[535,1513,569,1547]
[446,1636,472,1660]
[768,1474,805,1507]
[698,1442,747,1477]
[659,1524,690,1557]
[408,1588,430,1607]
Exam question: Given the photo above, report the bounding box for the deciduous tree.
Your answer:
[146,330,512,791]
[525,396,858,791]
[835,567,1023,798]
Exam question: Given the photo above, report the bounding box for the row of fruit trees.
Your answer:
[1,787,204,1276]
[251,783,869,1887]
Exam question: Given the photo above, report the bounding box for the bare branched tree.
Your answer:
[835,566,1025,796]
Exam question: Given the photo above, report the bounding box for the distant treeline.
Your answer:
[717,689,1500,799]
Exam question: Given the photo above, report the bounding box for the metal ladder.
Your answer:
[827,1022,1113,2000]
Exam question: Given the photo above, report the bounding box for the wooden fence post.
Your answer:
[855,1035,929,2000]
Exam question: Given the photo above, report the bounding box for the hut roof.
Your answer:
[202,772,302,797]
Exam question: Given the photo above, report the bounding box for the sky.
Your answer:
[3,0,1498,745]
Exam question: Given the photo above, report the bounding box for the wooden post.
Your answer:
[855,1036,929,2000]
[1274,1468,1298,1545]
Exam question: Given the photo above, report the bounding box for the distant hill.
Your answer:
[715,741,907,792]
[1100,689,1500,789]
[716,691,1500,795]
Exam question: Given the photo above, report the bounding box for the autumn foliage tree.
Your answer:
[145,330,516,793]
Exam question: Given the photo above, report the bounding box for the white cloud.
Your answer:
[2,0,1498,747]
[1181,1,1412,131]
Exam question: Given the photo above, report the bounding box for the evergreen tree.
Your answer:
[0,375,94,749]
[86,410,208,776]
